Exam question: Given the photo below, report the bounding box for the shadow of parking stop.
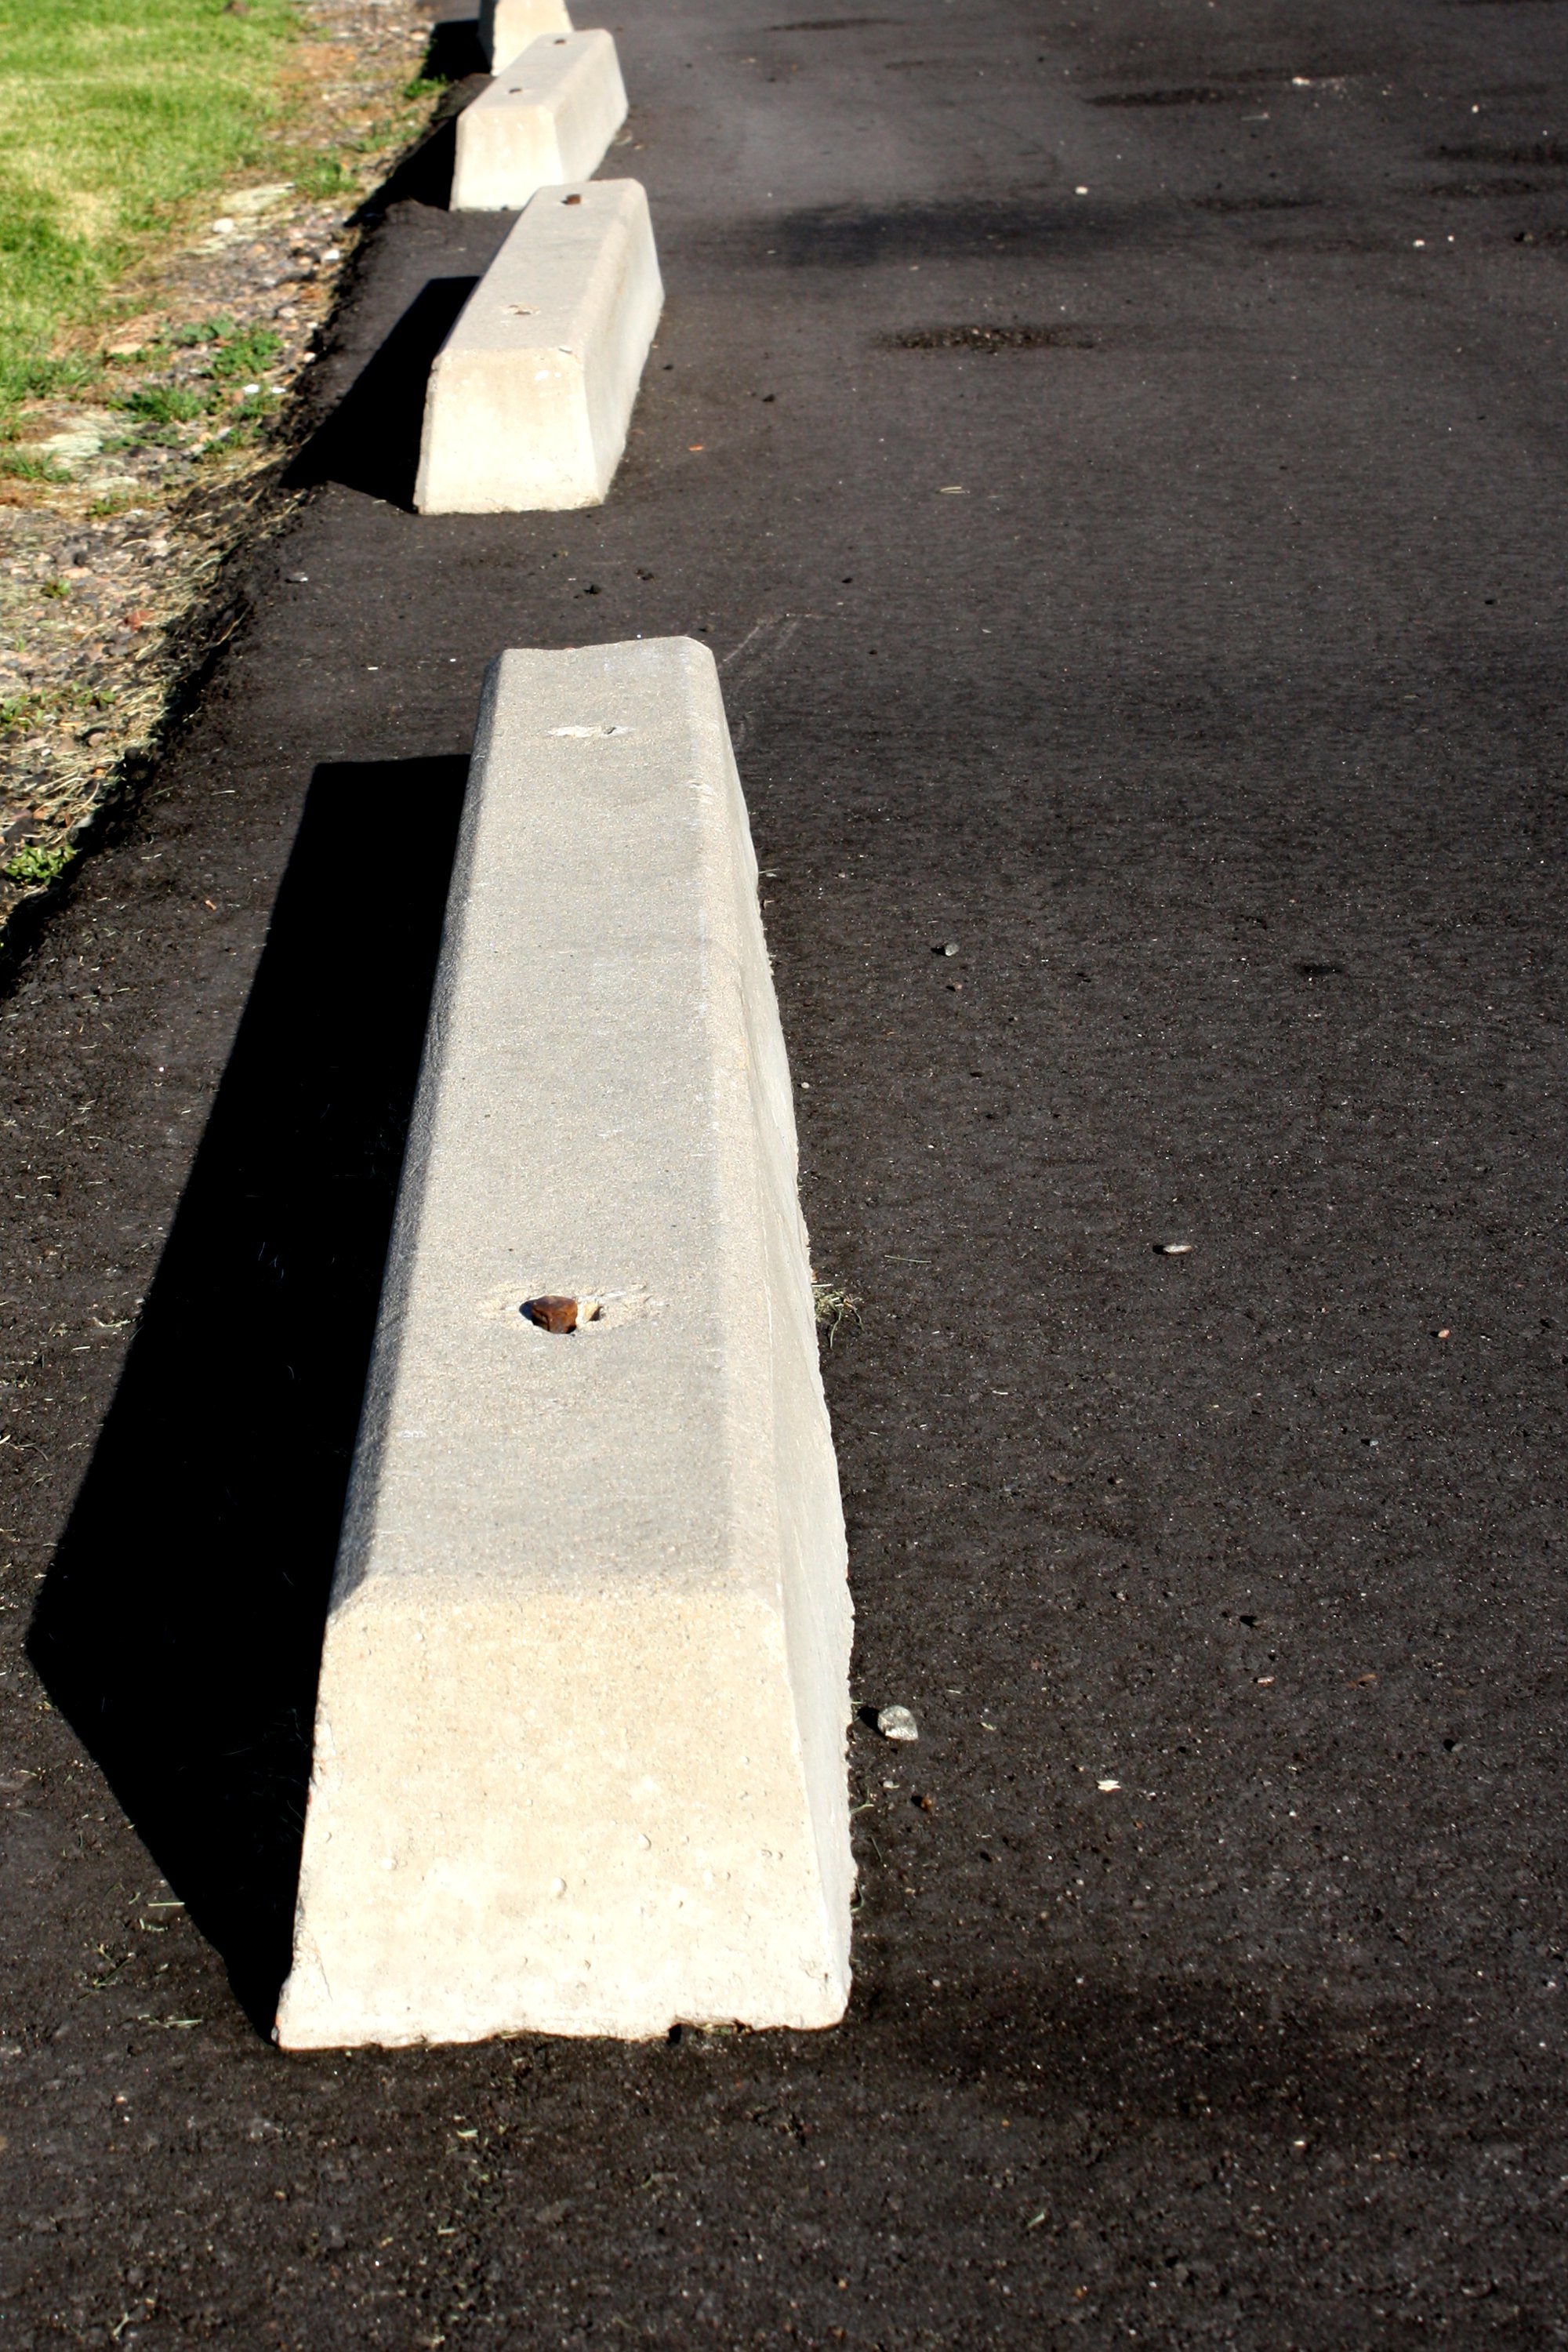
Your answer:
[28,757,469,2035]
[356,71,492,220]
[285,276,477,509]
[419,4,487,85]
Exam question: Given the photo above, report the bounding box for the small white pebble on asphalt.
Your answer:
[877,1704,919,1743]
[1075,185,1089,194]
[942,941,959,956]
[1098,1777,1120,1792]
[1156,1240,1192,1254]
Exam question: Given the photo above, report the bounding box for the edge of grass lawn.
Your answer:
[0,0,465,966]
[0,0,379,421]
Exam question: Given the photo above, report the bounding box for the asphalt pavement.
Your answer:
[2,0,1566,2343]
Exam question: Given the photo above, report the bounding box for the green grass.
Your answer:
[0,445,69,481]
[118,382,214,423]
[0,0,299,416]
[205,322,282,378]
[293,151,354,200]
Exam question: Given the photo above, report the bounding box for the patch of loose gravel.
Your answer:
[0,0,466,951]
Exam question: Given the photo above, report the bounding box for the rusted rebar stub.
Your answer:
[523,1294,579,1334]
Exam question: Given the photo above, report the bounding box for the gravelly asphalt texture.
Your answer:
[3,1,1567,2344]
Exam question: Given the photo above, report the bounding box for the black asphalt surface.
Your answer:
[4,0,1567,2343]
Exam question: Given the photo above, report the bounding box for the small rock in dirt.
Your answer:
[877,1704,919,1743]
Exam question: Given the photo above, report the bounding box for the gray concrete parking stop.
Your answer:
[2,0,1566,2341]
[415,177,662,511]
[278,641,855,2050]
[450,31,627,213]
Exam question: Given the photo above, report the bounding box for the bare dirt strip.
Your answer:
[0,0,465,951]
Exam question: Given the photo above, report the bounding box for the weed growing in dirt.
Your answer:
[0,691,52,733]
[813,1280,864,1345]
[206,325,284,379]
[1,684,114,734]
[0,449,71,484]
[294,153,356,200]
[3,841,76,888]
[118,383,215,425]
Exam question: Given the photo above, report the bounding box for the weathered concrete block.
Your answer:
[480,0,572,71]
[413,178,661,513]
[452,31,628,212]
[274,639,855,2050]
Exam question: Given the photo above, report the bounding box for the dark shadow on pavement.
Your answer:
[422,15,487,82]
[28,757,469,2037]
[358,74,492,219]
[285,278,477,507]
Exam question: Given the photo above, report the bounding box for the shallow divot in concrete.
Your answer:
[452,31,627,212]
[274,638,855,2050]
[479,0,572,71]
[413,177,661,512]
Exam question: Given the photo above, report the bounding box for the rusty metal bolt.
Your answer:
[523,1295,579,1334]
